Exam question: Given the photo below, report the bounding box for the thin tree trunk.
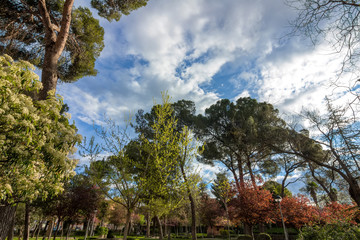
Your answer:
[146,212,150,237]
[237,158,245,190]
[65,223,72,240]
[36,221,43,240]
[53,218,61,240]
[180,164,197,240]
[42,221,49,240]
[23,203,31,240]
[123,210,131,240]
[164,216,167,239]
[47,219,54,240]
[84,218,90,240]
[246,159,256,188]
[155,216,163,240]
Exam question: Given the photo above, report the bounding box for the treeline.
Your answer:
[1,57,360,240]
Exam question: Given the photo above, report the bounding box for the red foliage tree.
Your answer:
[228,184,273,231]
[273,195,317,229]
[318,202,359,225]
[198,193,223,232]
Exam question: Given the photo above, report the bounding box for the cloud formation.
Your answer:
[57,0,357,186]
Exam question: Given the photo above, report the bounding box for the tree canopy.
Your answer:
[0,0,148,99]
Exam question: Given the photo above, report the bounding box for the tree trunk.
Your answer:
[180,165,197,240]
[0,205,17,240]
[155,216,163,240]
[246,159,256,188]
[23,203,31,240]
[37,0,74,100]
[84,218,90,240]
[47,219,54,240]
[123,210,131,240]
[42,221,49,240]
[237,158,245,190]
[65,223,72,240]
[164,216,167,239]
[53,218,61,240]
[36,221,43,240]
[146,212,150,237]
[7,205,17,240]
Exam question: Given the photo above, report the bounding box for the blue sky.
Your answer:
[57,0,359,194]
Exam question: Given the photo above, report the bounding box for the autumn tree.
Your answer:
[0,55,81,240]
[274,195,317,229]
[0,0,148,99]
[228,183,273,239]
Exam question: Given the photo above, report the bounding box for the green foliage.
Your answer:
[91,0,149,21]
[0,1,104,83]
[256,233,271,240]
[237,234,252,240]
[0,55,81,203]
[95,226,109,236]
[220,229,230,237]
[60,7,105,82]
[263,181,292,198]
[298,224,360,240]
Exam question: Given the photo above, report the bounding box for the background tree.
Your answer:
[262,181,292,198]
[195,97,286,190]
[0,0,148,99]
[211,173,232,240]
[286,100,360,205]
[287,0,360,73]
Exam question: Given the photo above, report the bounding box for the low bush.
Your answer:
[95,226,109,237]
[256,233,271,240]
[298,224,360,240]
[237,234,252,240]
[107,230,116,239]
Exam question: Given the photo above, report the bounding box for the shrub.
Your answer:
[237,234,252,240]
[256,233,271,240]
[220,229,230,237]
[95,226,109,237]
[107,230,116,239]
[298,224,360,240]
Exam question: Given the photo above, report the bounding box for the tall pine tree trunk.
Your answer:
[37,0,74,100]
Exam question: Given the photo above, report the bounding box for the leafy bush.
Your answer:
[95,226,109,237]
[298,224,360,240]
[220,229,230,237]
[107,230,116,239]
[256,233,271,240]
[237,234,252,240]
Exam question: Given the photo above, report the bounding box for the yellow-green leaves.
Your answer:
[0,55,81,203]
